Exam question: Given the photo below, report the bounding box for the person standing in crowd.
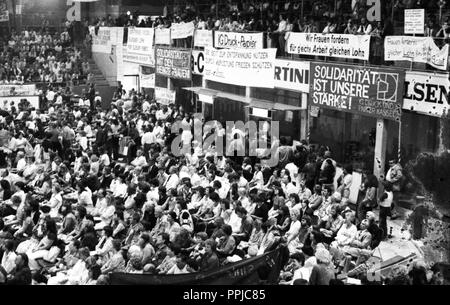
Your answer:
[386,159,402,219]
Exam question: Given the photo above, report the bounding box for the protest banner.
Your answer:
[155,47,192,80]
[0,84,37,96]
[403,71,450,117]
[214,31,264,49]
[204,47,277,88]
[0,0,8,22]
[170,21,195,39]
[194,29,213,47]
[309,62,404,121]
[125,27,155,66]
[384,36,449,71]
[92,27,112,53]
[286,33,371,60]
[110,246,288,285]
[155,87,176,104]
[155,28,171,45]
[140,73,155,88]
[404,9,425,34]
[273,59,310,92]
[191,50,205,75]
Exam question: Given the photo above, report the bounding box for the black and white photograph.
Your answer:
[0,0,449,295]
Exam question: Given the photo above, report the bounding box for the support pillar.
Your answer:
[300,110,307,141]
[245,86,251,123]
[374,118,388,181]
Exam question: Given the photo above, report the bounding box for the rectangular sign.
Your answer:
[140,73,155,88]
[194,29,213,48]
[309,62,404,121]
[214,31,264,49]
[403,71,450,117]
[384,36,448,70]
[92,27,112,53]
[155,47,192,80]
[155,28,171,45]
[155,87,176,105]
[0,84,37,96]
[404,9,424,34]
[273,59,310,92]
[286,33,371,60]
[204,47,277,88]
[0,0,8,22]
[125,27,155,66]
[191,50,205,75]
[171,21,195,39]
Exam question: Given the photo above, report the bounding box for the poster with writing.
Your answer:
[404,9,425,34]
[273,59,310,92]
[155,47,192,80]
[194,29,213,48]
[92,27,112,53]
[403,71,450,117]
[125,27,155,66]
[309,62,404,121]
[214,31,264,49]
[155,28,171,45]
[0,0,8,22]
[286,33,371,60]
[204,47,276,88]
[155,87,176,104]
[0,84,37,96]
[171,22,195,39]
[384,36,448,71]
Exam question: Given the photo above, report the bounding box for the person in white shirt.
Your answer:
[99,148,110,167]
[332,210,357,248]
[357,17,372,35]
[16,152,27,172]
[1,240,17,275]
[131,149,148,168]
[164,166,180,191]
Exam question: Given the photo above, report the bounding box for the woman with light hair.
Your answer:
[309,246,336,285]
[285,208,302,254]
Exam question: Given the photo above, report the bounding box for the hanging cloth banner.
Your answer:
[286,33,371,60]
[155,28,171,45]
[384,36,449,71]
[170,22,195,39]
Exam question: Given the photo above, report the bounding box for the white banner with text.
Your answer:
[286,33,371,60]
[204,47,277,88]
[384,36,449,70]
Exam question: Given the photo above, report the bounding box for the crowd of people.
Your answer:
[90,0,449,64]
[0,27,90,86]
[0,3,448,284]
[0,74,445,285]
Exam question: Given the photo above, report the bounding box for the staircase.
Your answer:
[87,58,111,87]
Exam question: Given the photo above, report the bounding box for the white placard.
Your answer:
[286,33,371,60]
[403,71,450,117]
[125,27,155,66]
[155,87,176,104]
[349,171,362,204]
[92,27,112,53]
[273,59,310,92]
[191,50,205,75]
[214,31,264,49]
[194,29,213,48]
[0,84,37,96]
[384,36,449,71]
[171,22,195,39]
[140,73,155,88]
[155,28,171,45]
[204,47,277,88]
[405,9,425,34]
